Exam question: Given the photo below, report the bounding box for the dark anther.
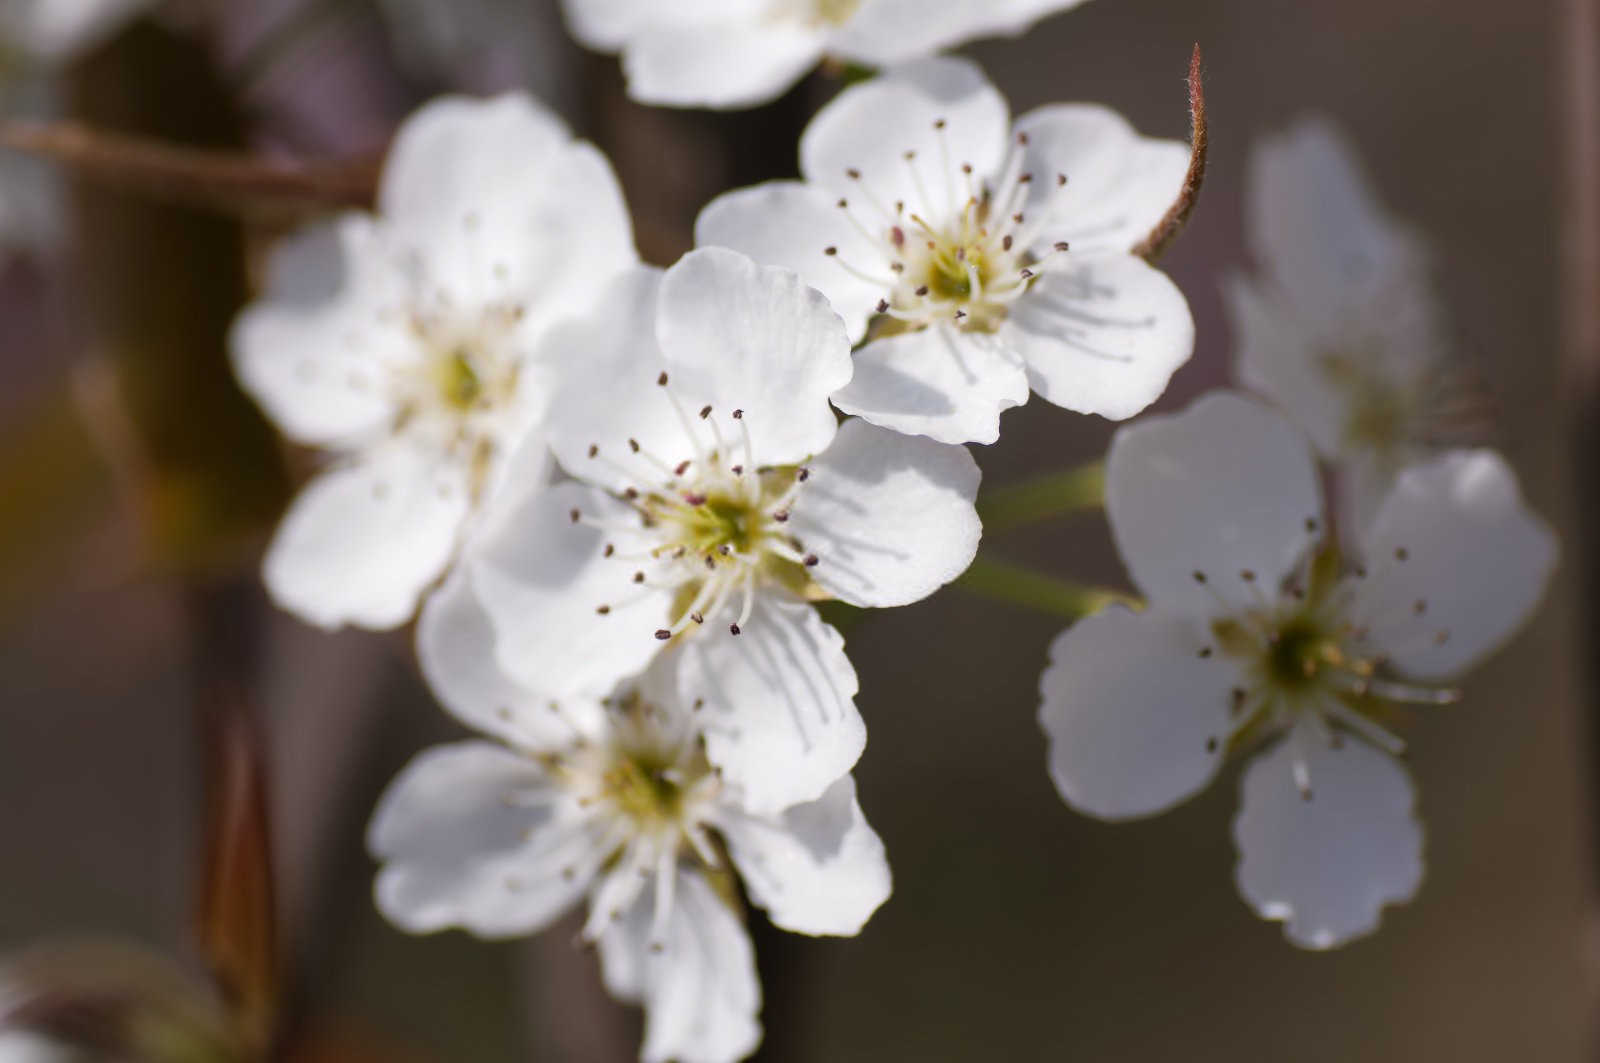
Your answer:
[836,198,848,208]
[933,118,946,129]
[773,510,790,522]
[1056,173,1067,187]
[876,299,889,313]
[628,438,640,452]
[803,554,819,567]
[657,372,669,386]
[1413,599,1427,616]
[915,285,930,296]
[798,467,810,481]
[588,444,599,458]
[846,167,861,179]
[674,460,691,476]
[1197,647,1213,658]
[699,405,712,419]
[654,629,671,640]
[632,571,645,583]
[824,246,838,256]
[1002,235,1013,251]
[1018,173,1033,183]
[1394,547,1409,561]
[1053,241,1069,252]
[1205,737,1218,752]
[1305,517,1319,532]
[1019,268,1034,279]
[732,409,744,419]
[603,543,615,557]
[1192,570,1207,583]
[1240,569,1256,582]
[691,612,704,624]
[729,623,742,635]
[569,508,581,523]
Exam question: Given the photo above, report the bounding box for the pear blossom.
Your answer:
[1226,117,1481,528]
[468,247,982,812]
[696,57,1194,445]
[371,569,892,1063]
[230,92,636,630]
[559,0,1095,110]
[1037,391,1555,948]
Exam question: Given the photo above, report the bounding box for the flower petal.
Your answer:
[1105,390,1323,614]
[556,0,655,49]
[1038,605,1237,820]
[677,594,864,815]
[1007,253,1194,421]
[1233,721,1423,950]
[1351,450,1557,679]
[832,0,1092,66]
[719,775,891,936]
[1247,117,1428,340]
[832,325,1031,445]
[799,57,1010,211]
[789,417,981,606]
[380,93,635,325]
[694,180,886,341]
[229,214,409,449]
[1224,274,1345,456]
[623,20,826,110]
[368,742,600,938]
[656,247,852,466]
[1012,104,1191,254]
[471,480,674,698]
[596,869,762,1063]
[263,440,470,631]
[417,567,605,748]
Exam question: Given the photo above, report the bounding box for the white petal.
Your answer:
[790,418,981,606]
[1012,104,1191,254]
[0,1030,86,1063]
[832,325,1031,445]
[677,594,864,815]
[656,247,852,466]
[1233,722,1423,950]
[556,0,654,50]
[694,180,886,340]
[1351,450,1557,679]
[538,265,679,490]
[380,93,635,323]
[597,869,762,1063]
[471,481,674,698]
[417,567,606,748]
[1247,117,1428,339]
[1007,253,1194,421]
[831,0,1091,66]
[623,20,826,110]
[229,214,409,449]
[1105,391,1323,614]
[263,440,470,631]
[1224,274,1346,457]
[367,742,599,938]
[1038,606,1237,820]
[799,57,1010,212]
[719,775,891,936]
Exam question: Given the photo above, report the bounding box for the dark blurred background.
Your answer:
[0,0,1593,1059]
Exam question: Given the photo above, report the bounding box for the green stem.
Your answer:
[955,556,1138,621]
[977,461,1105,534]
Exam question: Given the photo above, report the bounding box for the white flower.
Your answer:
[1037,391,1555,948]
[1226,117,1469,529]
[371,570,892,1063]
[467,246,982,812]
[0,1031,85,1063]
[559,0,1095,110]
[697,57,1195,445]
[230,92,636,630]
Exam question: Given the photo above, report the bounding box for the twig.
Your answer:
[1132,44,1208,263]
[0,120,376,217]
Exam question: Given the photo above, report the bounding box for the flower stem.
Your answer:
[955,556,1137,620]
[977,461,1105,533]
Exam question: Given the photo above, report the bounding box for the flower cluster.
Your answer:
[204,10,1559,1063]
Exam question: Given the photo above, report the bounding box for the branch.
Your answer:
[0,120,377,217]
[1132,44,1208,263]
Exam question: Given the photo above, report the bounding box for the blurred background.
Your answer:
[0,0,1594,1059]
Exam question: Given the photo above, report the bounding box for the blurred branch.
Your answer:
[0,120,376,218]
[955,556,1136,620]
[977,461,1105,534]
[1132,44,1207,263]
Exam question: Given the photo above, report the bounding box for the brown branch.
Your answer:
[0,119,377,217]
[1132,44,1208,263]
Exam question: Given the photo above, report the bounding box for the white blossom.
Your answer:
[1037,391,1555,948]
[230,92,636,630]
[697,57,1194,444]
[559,0,1096,110]
[466,246,982,813]
[1226,117,1478,529]
[371,570,892,1063]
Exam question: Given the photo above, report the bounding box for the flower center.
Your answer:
[433,348,486,412]
[824,128,1075,337]
[578,376,823,640]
